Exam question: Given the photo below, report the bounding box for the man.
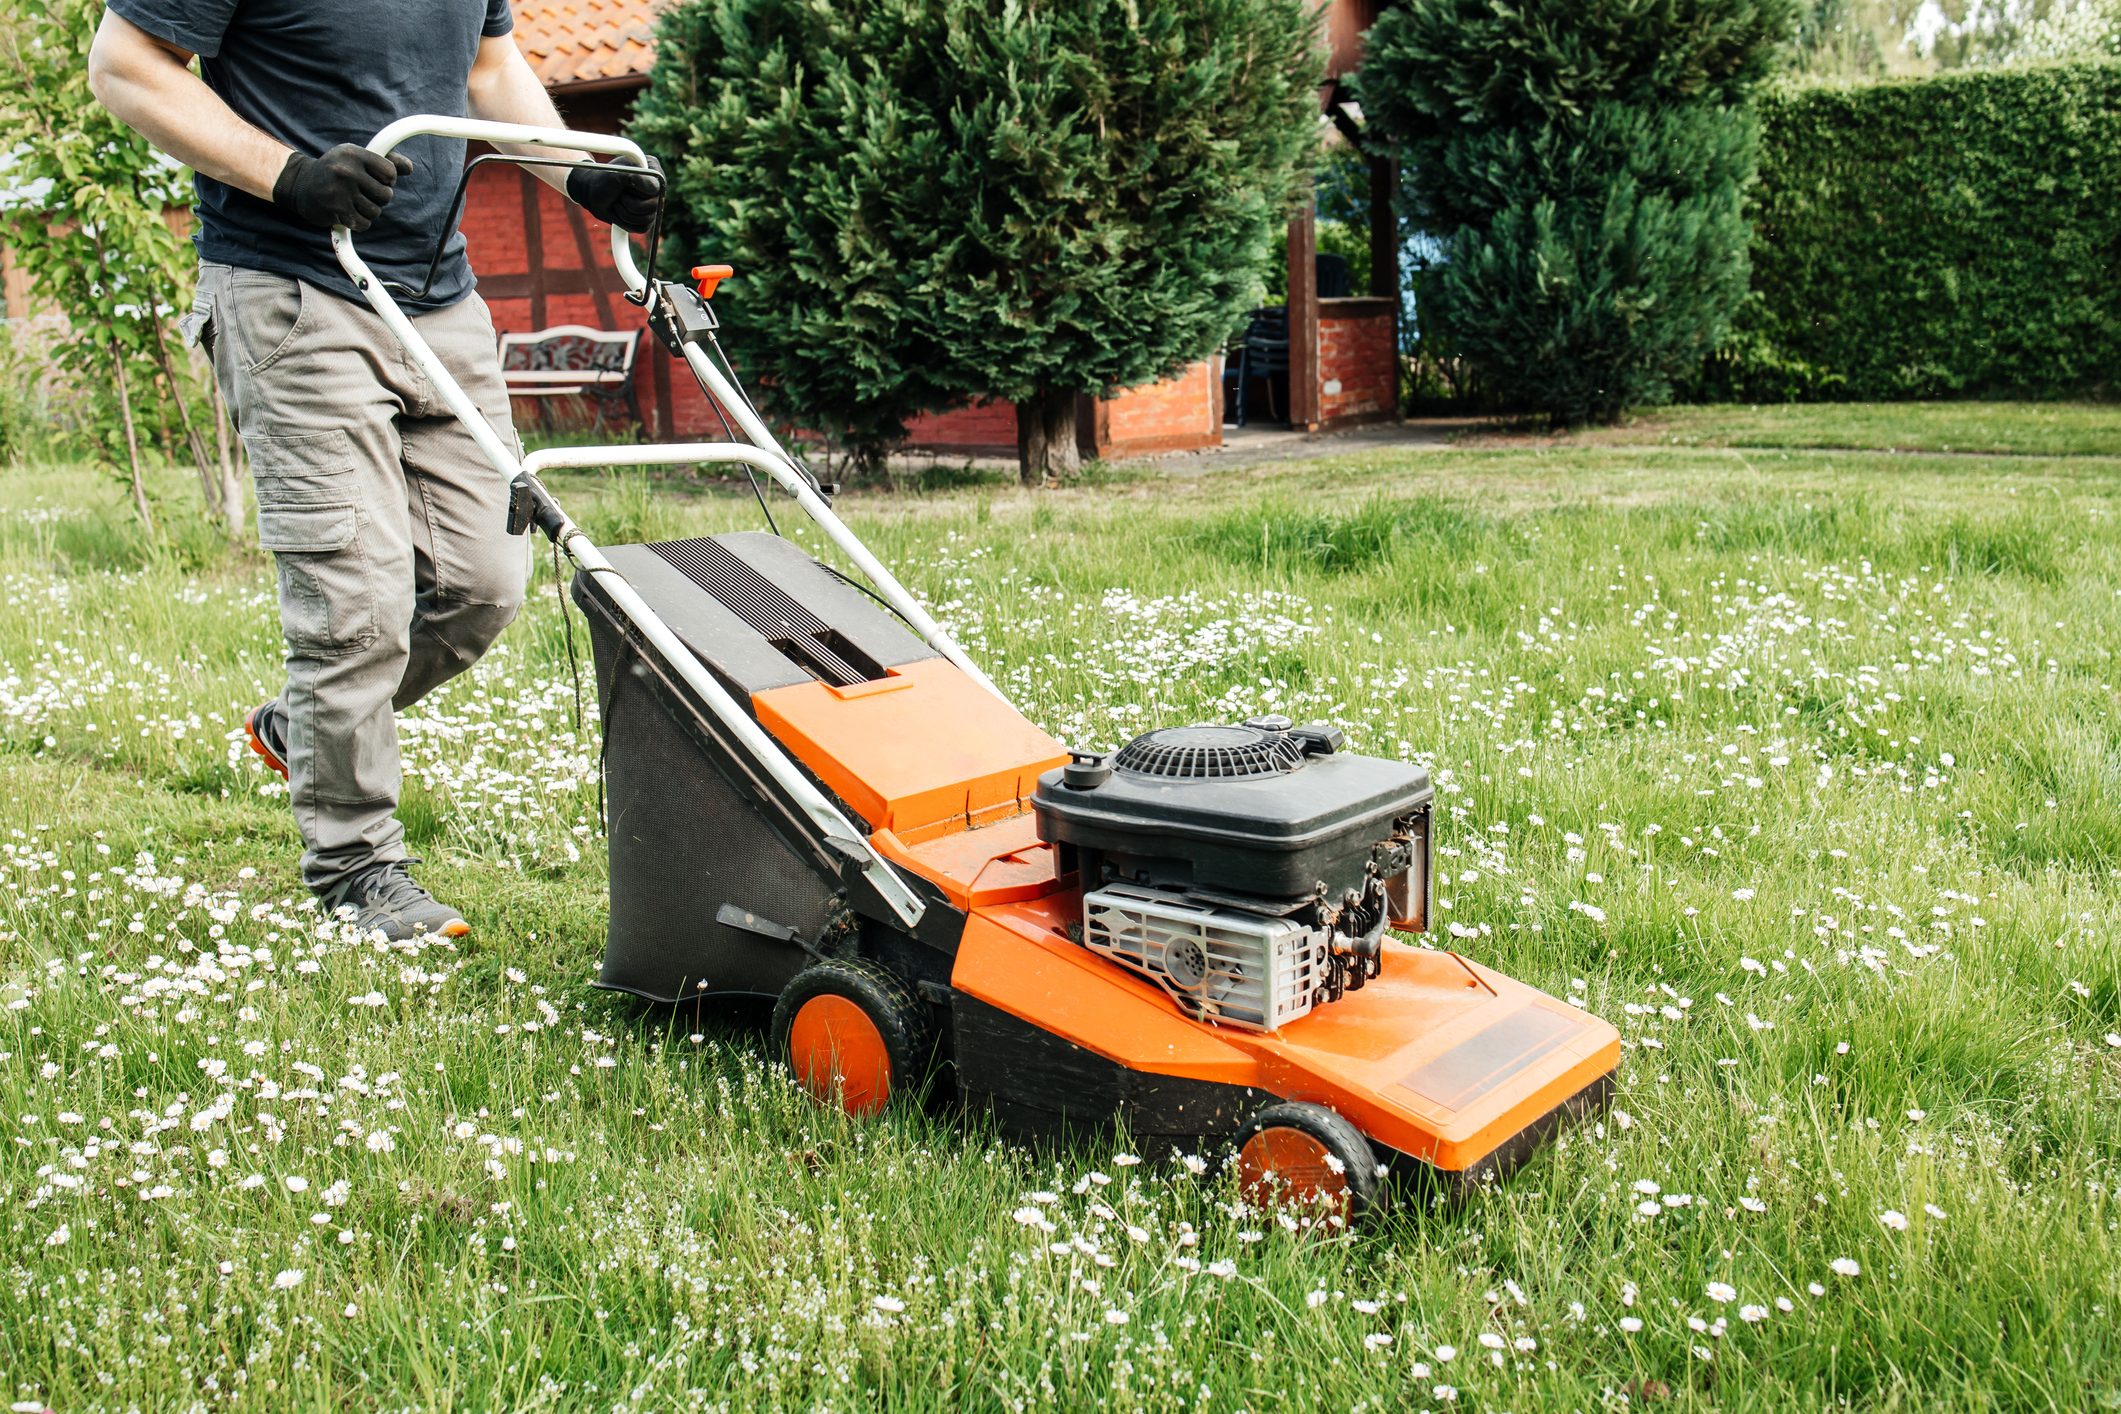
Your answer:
[88,2,660,940]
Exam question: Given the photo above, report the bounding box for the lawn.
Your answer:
[2,403,2119,1411]
[1465,400,2121,458]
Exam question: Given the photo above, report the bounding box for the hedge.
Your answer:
[1697,62,2121,401]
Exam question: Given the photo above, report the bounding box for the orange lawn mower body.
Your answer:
[573,536,1619,1212]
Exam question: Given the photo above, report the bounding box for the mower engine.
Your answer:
[1032,718,1432,1032]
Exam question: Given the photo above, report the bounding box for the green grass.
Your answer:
[4,403,2121,1410]
[1517,399,2121,457]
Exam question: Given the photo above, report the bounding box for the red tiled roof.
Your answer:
[515,0,1377,89]
[514,0,1380,90]
[512,0,671,89]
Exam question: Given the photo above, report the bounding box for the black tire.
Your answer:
[770,958,932,1116]
[1231,1099,1385,1222]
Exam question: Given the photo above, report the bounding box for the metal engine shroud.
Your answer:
[1032,719,1434,1029]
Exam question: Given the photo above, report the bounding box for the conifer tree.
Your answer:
[1360,0,1794,424]
[634,0,1321,481]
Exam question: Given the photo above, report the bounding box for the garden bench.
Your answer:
[498,325,644,434]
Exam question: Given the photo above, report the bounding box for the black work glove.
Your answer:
[273,144,414,232]
[567,156,663,234]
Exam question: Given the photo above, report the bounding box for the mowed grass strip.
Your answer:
[2,403,2118,1410]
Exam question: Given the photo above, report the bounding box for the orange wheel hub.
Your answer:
[787,994,893,1117]
[1237,1125,1352,1216]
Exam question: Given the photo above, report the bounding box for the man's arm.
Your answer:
[86,9,288,200]
[88,9,408,230]
[468,34,661,233]
[466,33,587,193]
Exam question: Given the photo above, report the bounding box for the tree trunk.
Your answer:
[149,314,222,522]
[109,336,153,534]
[1013,386,1080,487]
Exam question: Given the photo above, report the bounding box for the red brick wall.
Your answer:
[1,245,32,322]
[456,86,734,440]
[906,360,1223,460]
[463,160,729,440]
[1317,298,1396,426]
[1102,359,1222,456]
[905,399,1018,454]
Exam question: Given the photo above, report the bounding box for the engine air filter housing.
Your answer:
[1112,724,1305,780]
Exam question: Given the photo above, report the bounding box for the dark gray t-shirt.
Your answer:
[107,0,513,310]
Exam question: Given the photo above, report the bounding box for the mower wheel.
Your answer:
[1232,1100,1384,1223]
[772,959,930,1119]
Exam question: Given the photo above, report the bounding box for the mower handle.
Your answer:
[329,116,660,491]
[350,115,652,298]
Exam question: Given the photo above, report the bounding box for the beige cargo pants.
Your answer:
[188,264,528,895]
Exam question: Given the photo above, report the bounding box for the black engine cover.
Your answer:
[1031,722,1431,903]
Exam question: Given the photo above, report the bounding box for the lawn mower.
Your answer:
[337,118,1619,1219]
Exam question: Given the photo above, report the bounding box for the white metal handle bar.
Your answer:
[332,117,1001,702]
[667,342,1006,702]
[361,115,650,296]
[328,117,653,490]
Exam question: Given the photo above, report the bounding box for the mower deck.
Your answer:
[951,896,1620,1178]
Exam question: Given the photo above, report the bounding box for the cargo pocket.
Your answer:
[249,431,374,657]
[257,500,357,553]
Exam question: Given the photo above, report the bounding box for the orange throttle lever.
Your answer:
[691,264,733,300]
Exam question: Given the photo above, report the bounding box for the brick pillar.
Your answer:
[1287,202,1320,431]
[517,170,547,328]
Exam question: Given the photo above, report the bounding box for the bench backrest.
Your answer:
[499,326,641,377]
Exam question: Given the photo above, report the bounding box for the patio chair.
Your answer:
[1224,306,1290,427]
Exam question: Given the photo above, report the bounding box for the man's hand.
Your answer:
[273,145,415,232]
[566,158,663,234]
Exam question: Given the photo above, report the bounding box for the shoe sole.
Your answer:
[365,919,472,942]
[245,705,289,781]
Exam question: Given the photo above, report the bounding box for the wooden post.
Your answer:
[653,345,675,441]
[1368,157,1397,300]
[562,202,619,329]
[518,169,548,330]
[1287,202,1321,431]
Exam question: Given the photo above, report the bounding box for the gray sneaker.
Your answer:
[325,861,469,941]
